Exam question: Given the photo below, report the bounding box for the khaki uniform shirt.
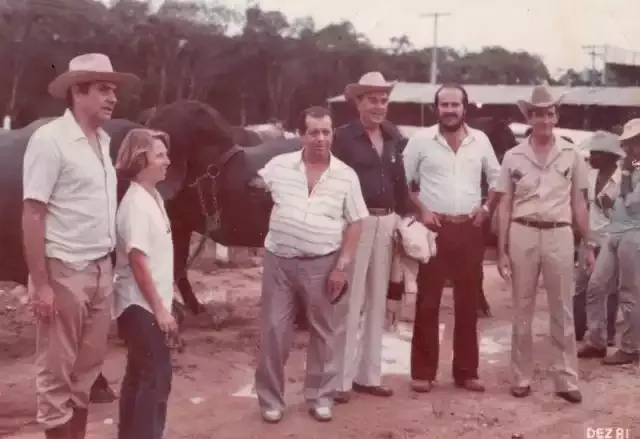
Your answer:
[496,136,589,222]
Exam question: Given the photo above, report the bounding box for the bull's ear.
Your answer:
[157,164,187,200]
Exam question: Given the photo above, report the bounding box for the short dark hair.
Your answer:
[65,82,92,109]
[297,106,332,134]
[434,83,469,108]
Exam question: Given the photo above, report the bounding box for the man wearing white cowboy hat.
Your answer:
[22,53,138,438]
[332,71,413,403]
[578,119,640,366]
[495,84,593,404]
[572,131,622,347]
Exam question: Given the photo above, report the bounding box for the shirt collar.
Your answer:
[347,119,398,142]
[292,149,338,172]
[61,109,110,145]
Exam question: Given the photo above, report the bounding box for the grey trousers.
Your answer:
[585,230,640,354]
[255,251,339,411]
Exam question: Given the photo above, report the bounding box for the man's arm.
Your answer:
[494,154,514,255]
[22,132,61,291]
[340,172,369,267]
[402,134,430,215]
[482,136,503,213]
[393,141,414,216]
[571,155,591,244]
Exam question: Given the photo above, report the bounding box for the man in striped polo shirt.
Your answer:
[254,106,369,424]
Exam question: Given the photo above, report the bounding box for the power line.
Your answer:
[421,12,451,84]
[582,44,608,85]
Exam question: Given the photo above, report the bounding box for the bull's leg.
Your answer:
[172,222,204,315]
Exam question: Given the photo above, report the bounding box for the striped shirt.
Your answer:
[259,150,369,258]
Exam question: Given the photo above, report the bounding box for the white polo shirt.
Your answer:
[113,182,174,318]
[259,150,369,258]
[402,124,501,215]
[22,109,117,265]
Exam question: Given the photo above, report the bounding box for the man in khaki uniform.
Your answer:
[495,85,594,404]
[23,53,138,438]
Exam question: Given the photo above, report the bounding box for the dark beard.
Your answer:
[438,119,464,133]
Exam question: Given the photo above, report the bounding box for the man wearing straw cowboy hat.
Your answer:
[578,118,640,366]
[572,131,622,347]
[332,72,413,403]
[495,84,594,404]
[23,53,138,438]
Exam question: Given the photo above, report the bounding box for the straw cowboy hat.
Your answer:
[48,53,140,99]
[618,118,640,142]
[344,71,396,101]
[516,85,564,117]
[583,131,625,157]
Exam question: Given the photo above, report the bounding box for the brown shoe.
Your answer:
[455,379,485,392]
[556,390,582,404]
[69,408,88,439]
[352,382,393,397]
[602,349,640,366]
[411,380,434,393]
[510,385,531,398]
[333,391,351,404]
[577,344,607,359]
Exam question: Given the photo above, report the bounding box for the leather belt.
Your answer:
[368,207,393,216]
[513,218,571,229]
[437,213,473,224]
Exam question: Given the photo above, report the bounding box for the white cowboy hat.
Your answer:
[344,71,396,101]
[583,131,625,157]
[48,53,140,98]
[619,118,640,142]
[516,85,564,117]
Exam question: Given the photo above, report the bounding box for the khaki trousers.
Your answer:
[334,213,396,391]
[34,256,113,429]
[508,222,579,392]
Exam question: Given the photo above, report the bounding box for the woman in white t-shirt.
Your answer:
[113,128,175,439]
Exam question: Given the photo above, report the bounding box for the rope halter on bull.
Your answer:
[184,145,242,269]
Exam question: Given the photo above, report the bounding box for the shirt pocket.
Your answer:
[512,169,539,198]
[547,157,574,192]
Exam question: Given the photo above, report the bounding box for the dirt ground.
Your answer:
[1,250,639,439]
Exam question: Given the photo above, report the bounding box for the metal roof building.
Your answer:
[327,83,640,107]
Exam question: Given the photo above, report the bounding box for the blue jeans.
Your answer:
[117,305,172,439]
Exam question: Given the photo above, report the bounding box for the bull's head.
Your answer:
[144,100,271,247]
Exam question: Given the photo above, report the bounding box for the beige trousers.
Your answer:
[334,214,396,391]
[34,256,113,429]
[508,222,579,392]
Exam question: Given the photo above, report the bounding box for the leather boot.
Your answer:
[44,420,72,439]
[69,408,89,439]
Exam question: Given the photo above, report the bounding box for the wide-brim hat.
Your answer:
[516,85,564,117]
[344,71,396,101]
[583,130,625,157]
[48,53,140,99]
[619,118,640,142]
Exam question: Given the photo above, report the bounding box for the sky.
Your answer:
[144,0,640,74]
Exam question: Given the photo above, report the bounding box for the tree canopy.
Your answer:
[0,0,605,128]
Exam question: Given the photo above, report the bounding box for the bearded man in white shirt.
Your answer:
[402,83,501,394]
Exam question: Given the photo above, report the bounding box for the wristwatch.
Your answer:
[585,241,597,250]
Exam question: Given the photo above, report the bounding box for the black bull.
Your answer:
[0,100,303,316]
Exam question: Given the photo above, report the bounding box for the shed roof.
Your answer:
[327,82,640,107]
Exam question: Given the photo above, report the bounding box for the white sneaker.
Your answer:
[261,408,283,423]
[309,405,332,422]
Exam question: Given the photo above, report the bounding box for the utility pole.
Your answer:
[582,44,608,86]
[421,12,451,84]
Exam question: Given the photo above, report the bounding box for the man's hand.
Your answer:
[471,205,490,227]
[31,283,56,323]
[155,307,178,335]
[584,247,597,275]
[497,251,512,281]
[328,267,349,303]
[420,209,441,231]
